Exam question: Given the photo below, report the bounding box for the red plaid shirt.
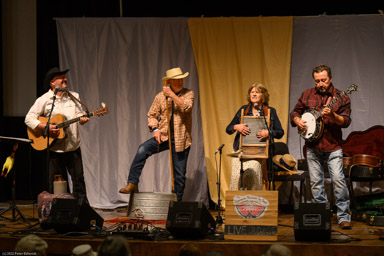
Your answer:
[148,88,194,152]
[290,84,351,152]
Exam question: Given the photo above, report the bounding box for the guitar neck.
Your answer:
[56,113,93,129]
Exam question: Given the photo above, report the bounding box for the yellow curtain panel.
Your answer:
[188,17,293,206]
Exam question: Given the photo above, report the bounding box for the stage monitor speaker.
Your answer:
[166,201,216,239]
[47,198,104,234]
[294,202,331,241]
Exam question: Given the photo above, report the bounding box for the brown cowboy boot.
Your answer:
[119,183,139,194]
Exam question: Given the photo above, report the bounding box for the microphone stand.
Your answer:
[44,89,58,193]
[260,105,275,190]
[0,137,33,227]
[214,145,224,240]
[215,146,223,225]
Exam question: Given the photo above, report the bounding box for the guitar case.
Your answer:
[349,154,383,179]
[340,126,384,225]
[351,192,384,226]
[349,165,383,181]
[352,210,384,226]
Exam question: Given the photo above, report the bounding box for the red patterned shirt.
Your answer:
[290,84,351,152]
[147,88,194,152]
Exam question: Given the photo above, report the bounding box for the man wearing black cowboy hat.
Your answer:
[25,67,90,202]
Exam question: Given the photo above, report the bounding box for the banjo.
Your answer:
[299,84,358,142]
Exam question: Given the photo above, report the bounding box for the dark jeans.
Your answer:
[48,148,88,203]
[128,137,190,201]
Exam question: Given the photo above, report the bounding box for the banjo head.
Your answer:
[300,112,317,140]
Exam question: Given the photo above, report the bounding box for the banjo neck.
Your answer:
[322,90,347,113]
[318,84,357,116]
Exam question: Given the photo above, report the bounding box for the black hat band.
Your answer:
[279,158,294,170]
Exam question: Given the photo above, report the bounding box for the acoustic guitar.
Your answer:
[349,154,383,181]
[351,154,383,167]
[27,103,108,150]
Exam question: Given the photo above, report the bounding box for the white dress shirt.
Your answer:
[25,89,85,152]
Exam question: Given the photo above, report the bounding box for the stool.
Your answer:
[270,171,307,205]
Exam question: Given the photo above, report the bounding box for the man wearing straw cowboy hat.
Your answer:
[119,67,194,201]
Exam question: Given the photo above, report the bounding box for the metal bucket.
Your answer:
[127,192,177,220]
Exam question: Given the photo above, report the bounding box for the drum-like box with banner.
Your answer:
[224,190,278,241]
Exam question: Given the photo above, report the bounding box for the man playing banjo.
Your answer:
[290,64,352,229]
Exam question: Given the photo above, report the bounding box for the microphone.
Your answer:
[54,86,68,94]
[215,144,225,154]
[259,103,265,116]
[254,102,264,115]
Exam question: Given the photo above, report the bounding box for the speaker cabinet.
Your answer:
[47,198,104,234]
[294,202,331,241]
[166,201,216,239]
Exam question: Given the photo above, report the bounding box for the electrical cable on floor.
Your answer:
[330,229,362,242]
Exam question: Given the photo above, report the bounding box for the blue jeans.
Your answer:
[128,137,190,201]
[306,148,351,223]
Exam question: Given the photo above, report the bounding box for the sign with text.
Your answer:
[224,190,278,241]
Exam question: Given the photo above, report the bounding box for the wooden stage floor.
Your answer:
[1,200,384,256]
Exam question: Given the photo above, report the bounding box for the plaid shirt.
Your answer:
[148,88,194,152]
[290,84,351,152]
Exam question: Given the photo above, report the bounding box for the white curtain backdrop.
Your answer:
[288,14,384,195]
[288,14,384,160]
[56,18,208,208]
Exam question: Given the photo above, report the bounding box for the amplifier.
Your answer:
[294,202,331,241]
[47,198,104,234]
[166,201,216,239]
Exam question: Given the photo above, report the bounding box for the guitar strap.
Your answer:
[67,91,90,114]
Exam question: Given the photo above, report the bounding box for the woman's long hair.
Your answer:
[247,83,270,106]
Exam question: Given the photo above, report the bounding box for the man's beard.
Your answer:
[317,86,327,94]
